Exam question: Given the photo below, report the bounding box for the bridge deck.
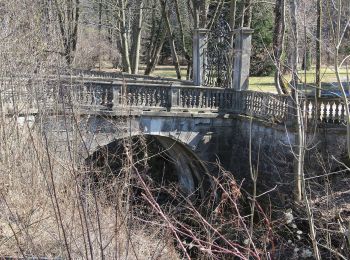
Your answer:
[0,72,347,127]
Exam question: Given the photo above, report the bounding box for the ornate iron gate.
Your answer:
[203,18,234,88]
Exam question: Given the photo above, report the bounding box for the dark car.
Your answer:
[319,82,350,97]
[320,89,350,97]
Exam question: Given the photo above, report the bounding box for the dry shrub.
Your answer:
[0,102,284,259]
[74,29,121,70]
[0,110,178,259]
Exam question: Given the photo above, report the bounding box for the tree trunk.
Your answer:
[192,0,199,28]
[174,0,192,79]
[302,43,311,71]
[242,0,253,27]
[144,29,167,75]
[199,0,209,28]
[207,0,225,31]
[192,0,209,28]
[131,0,144,74]
[289,0,303,203]
[54,0,80,66]
[316,0,322,97]
[229,0,237,39]
[160,0,181,79]
[119,0,131,73]
[289,0,299,83]
[273,0,287,94]
[144,0,158,67]
[98,0,103,70]
[294,89,305,202]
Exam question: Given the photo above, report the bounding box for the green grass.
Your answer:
[250,67,350,93]
[147,66,350,93]
[249,76,276,92]
[151,69,183,79]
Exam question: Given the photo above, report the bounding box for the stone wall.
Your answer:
[33,113,348,202]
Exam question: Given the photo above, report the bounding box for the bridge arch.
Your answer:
[85,134,210,199]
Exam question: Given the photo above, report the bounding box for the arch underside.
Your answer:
[86,134,209,199]
[41,115,218,198]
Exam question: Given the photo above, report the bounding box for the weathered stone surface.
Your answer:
[31,112,348,202]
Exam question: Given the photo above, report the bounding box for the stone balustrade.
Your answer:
[304,98,347,124]
[1,78,348,127]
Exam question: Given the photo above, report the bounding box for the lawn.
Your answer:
[250,67,350,93]
[150,66,350,93]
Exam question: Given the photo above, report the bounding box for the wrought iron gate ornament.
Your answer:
[203,17,234,88]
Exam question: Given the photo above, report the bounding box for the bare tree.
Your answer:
[315,0,322,97]
[144,4,167,76]
[289,0,299,81]
[160,0,182,79]
[230,0,238,43]
[131,0,144,74]
[174,0,192,79]
[242,0,253,27]
[327,0,350,159]
[54,0,80,66]
[273,0,288,94]
[118,0,131,73]
[192,0,209,28]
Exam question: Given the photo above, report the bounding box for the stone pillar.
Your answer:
[233,28,254,90]
[193,29,208,86]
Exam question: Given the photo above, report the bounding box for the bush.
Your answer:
[250,3,275,76]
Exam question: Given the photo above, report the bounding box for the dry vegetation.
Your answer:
[0,112,280,259]
[0,111,179,258]
[1,106,348,259]
[1,0,350,259]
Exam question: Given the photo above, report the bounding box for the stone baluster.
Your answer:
[325,102,331,122]
[236,91,242,113]
[270,95,275,117]
[199,89,204,108]
[85,85,91,105]
[106,84,113,108]
[270,95,276,117]
[144,88,149,107]
[219,91,224,109]
[261,94,268,117]
[285,96,296,126]
[112,84,122,109]
[307,101,314,121]
[161,88,167,107]
[169,83,180,111]
[331,102,337,122]
[98,85,104,106]
[283,97,289,120]
[101,86,106,106]
[272,95,278,118]
[150,89,155,107]
[188,89,192,108]
[213,92,218,108]
[233,91,239,113]
[334,102,338,122]
[242,92,248,114]
[205,89,210,109]
[222,91,227,110]
[91,85,97,106]
[248,92,254,115]
[319,101,325,121]
[185,90,190,108]
[339,102,344,123]
[229,91,235,112]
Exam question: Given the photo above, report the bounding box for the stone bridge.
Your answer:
[1,73,349,199]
